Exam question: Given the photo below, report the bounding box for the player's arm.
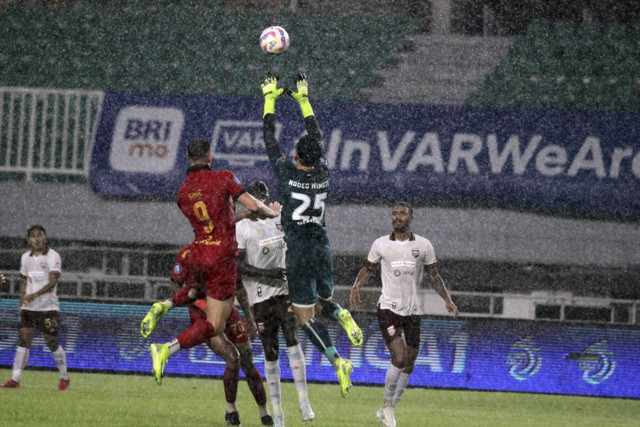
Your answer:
[288,73,322,142]
[23,271,60,304]
[424,263,458,318]
[350,260,379,309]
[237,192,279,219]
[261,72,285,166]
[18,275,26,307]
[237,250,286,281]
[235,278,257,341]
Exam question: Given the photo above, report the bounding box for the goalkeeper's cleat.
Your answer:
[338,309,363,347]
[376,407,396,427]
[149,343,169,385]
[299,399,315,422]
[335,358,354,398]
[141,302,169,338]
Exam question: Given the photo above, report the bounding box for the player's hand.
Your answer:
[261,71,284,101]
[246,317,258,341]
[287,73,309,102]
[266,268,286,281]
[446,300,459,319]
[268,201,282,215]
[349,286,361,310]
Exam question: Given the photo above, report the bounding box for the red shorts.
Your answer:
[186,243,237,301]
[189,302,248,345]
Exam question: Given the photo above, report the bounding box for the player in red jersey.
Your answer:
[148,138,279,386]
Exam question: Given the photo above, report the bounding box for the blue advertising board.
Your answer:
[1,300,638,399]
[89,92,640,217]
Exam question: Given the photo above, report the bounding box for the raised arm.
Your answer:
[261,72,285,165]
[237,192,279,219]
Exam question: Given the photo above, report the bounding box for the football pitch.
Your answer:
[1,368,639,426]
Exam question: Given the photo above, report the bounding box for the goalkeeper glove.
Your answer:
[287,73,314,118]
[261,71,284,117]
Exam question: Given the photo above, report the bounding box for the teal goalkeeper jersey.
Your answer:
[263,113,329,238]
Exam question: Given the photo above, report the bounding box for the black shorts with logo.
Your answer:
[18,310,60,336]
[377,306,421,348]
[253,295,296,338]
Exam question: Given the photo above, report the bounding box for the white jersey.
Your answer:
[19,248,62,311]
[236,216,288,305]
[367,232,436,316]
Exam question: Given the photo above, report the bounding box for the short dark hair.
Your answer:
[27,224,46,237]
[394,201,413,217]
[187,138,211,160]
[247,181,269,201]
[296,135,324,167]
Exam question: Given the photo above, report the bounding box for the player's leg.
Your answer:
[1,313,35,388]
[280,298,314,422]
[225,305,273,426]
[141,286,196,337]
[43,311,69,391]
[255,299,285,421]
[392,316,420,407]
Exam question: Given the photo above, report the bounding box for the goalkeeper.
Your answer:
[261,72,363,399]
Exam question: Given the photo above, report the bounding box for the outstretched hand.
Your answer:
[287,73,309,103]
[261,71,284,100]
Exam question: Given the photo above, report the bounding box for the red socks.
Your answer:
[245,367,267,406]
[176,319,215,349]
[223,367,239,403]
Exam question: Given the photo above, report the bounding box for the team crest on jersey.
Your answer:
[278,156,287,163]
[276,223,283,233]
[393,269,402,277]
[262,247,270,255]
[173,263,183,274]
[412,249,420,258]
[387,325,396,337]
[40,262,48,269]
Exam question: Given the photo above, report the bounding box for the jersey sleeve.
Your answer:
[50,251,62,273]
[366,239,382,264]
[221,170,245,198]
[423,240,437,265]
[235,220,248,250]
[19,253,27,277]
[263,113,285,166]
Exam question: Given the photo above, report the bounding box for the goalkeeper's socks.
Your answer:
[303,318,339,361]
[223,367,239,404]
[244,365,267,406]
[176,319,215,349]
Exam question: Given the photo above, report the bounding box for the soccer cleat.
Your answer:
[57,378,70,391]
[273,414,285,427]
[0,379,19,388]
[149,343,169,385]
[261,414,274,426]
[376,407,396,427]
[225,411,242,426]
[299,399,315,422]
[337,309,363,347]
[335,358,354,398]
[141,302,169,337]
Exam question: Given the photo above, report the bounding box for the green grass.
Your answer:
[1,368,639,426]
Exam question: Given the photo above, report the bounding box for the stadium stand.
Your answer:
[469,19,640,111]
[0,2,421,101]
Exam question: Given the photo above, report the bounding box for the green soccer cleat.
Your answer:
[335,358,354,398]
[149,343,169,385]
[141,302,169,338]
[337,309,363,347]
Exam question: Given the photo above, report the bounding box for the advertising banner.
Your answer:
[1,300,638,399]
[89,93,640,217]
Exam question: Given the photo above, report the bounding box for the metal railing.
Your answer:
[1,270,638,325]
[0,87,104,180]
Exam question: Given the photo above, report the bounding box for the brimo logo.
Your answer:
[110,106,184,173]
[211,120,283,167]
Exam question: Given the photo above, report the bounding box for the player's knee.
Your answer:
[264,346,279,361]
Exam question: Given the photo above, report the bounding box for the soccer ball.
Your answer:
[260,26,290,54]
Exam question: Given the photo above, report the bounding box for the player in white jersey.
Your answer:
[236,181,314,427]
[1,225,70,391]
[350,203,458,427]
